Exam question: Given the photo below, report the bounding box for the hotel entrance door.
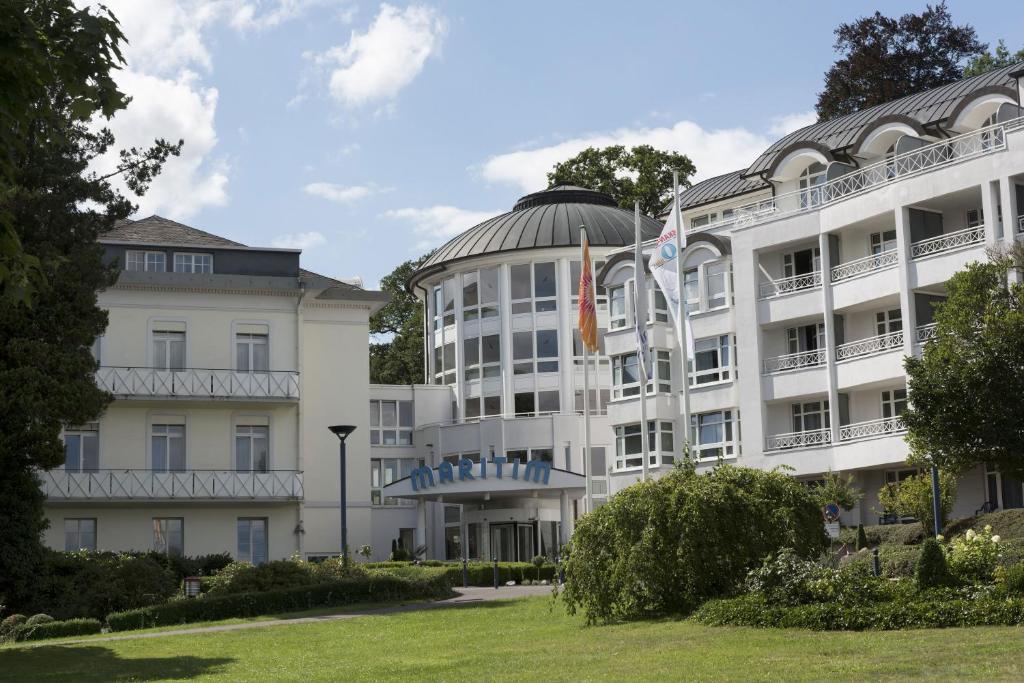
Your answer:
[488,523,536,561]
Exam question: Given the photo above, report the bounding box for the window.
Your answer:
[609,285,627,329]
[787,323,825,353]
[612,350,671,398]
[504,448,553,463]
[462,267,500,321]
[574,388,610,415]
[966,207,983,229]
[614,421,674,469]
[463,334,500,381]
[433,342,455,385]
[690,213,714,229]
[464,394,502,419]
[884,468,920,485]
[153,518,184,556]
[173,252,213,274]
[533,262,557,312]
[369,400,413,445]
[236,333,268,372]
[876,309,902,335]
[792,401,830,432]
[870,230,897,255]
[691,335,732,386]
[442,278,456,326]
[152,330,185,370]
[65,518,96,552]
[64,426,99,472]
[510,263,532,313]
[799,162,826,208]
[652,289,669,323]
[513,390,560,416]
[125,250,166,272]
[706,262,729,309]
[235,425,268,472]
[683,268,699,306]
[151,424,185,472]
[371,458,420,505]
[690,410,738,460]
[513,329,558,374]
[237,518,268,565]
[783,247,821,278]
[881,389,907,418]
[985,464,1024,510]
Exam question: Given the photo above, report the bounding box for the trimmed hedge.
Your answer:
[107,570,452,632]
[693,593,1024,630]
[837,523,924,547]
[10,618,102,642]
[364,561,556,586]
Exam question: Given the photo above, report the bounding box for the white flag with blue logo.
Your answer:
[633,206,652,380]
[649,203,695,359]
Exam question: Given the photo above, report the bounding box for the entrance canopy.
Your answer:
[382,460,586,504]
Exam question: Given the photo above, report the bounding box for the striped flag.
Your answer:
[578,232,599,353]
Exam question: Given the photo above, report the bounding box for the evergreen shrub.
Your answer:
[916,538,954,589]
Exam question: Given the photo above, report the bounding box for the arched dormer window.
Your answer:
[798,163,826,209]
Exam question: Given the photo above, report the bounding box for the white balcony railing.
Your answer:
[765,428,832,451]
[762,348,827,374]
[835,330,904,362]
[839,416,907,442]
[96,367,300,400]
[831,250,899,282]
[758,271,822,299]
[916,323,938,344]
[910,225,986,259]
[712,120,1015,231]
[41,469,303,501]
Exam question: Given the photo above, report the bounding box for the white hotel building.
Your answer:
[45,63,1024,562]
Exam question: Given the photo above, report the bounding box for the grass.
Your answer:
[2,597,1024,681]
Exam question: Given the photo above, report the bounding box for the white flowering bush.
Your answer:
[947,525,1001,583]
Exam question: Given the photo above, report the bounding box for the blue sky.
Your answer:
[95,0,1023,287]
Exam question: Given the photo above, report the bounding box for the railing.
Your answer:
[835,330,904,361]
[41,469,303,501]
[713,120,1015,231]
[916,323,938,343]
[765,428,832,451]
[831,250,899,282]
[762,348,827,374]
[910,225,986,259]
[96,367,300,400]
[758,271,822,299]
[839,416,906,442]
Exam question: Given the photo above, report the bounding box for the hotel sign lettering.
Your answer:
[409,457,552,491]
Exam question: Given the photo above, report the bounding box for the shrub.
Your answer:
[107,571,452,632]
[202,558,366,596]
[995,563,1024,596]
[390,547,411,562]
[25,613,54,626]
[876,471,957,534]
[562,465,828,623]
[916,538,953,589]
[0,614,26,639]
[856,524,868,550]
[838,522,924,547]
[947,526,1001,583]
[944,509,1024,542]
[11,618,102,642]
[744,549,820,606]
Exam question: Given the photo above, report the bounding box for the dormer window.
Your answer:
[126,250,166,272]
[799,163,826,208]
[173,252,213,274]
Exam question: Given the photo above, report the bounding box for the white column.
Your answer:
[982,180,1000,246]
[894,207,917,357]
[481,520,491,560]
[1000,176,1020,248]
[415,498,427,552]
[459,505,469,560]
[558,490,570,549]
[818,232,840,444]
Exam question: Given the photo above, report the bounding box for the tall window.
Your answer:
[691,335,732,386]
[236,333,268,371]
[65,518,96,552]
[651,289,669,323]
[371,458,419,505]
[783,247,821,278]
[705,262,729,309]
[153,518,184,556]
[64,426,99,472]
[370,400,413,445]
[462,267,500,320]
[690,410,738,460]
[787,323,825,353]
[152,330,185,370]
[463,334,500,381]
[792,401,830,432]
[611,350,671,398]
[173,252,213,274]
[614,421,674,469]
[237,518,268,565]
[235,425,269,472]
[126,250,166,272]
[510,262,557,313]
[876,309,902,335]
[683,269,699,306]
[799,163,826,208]
[151,424,186,472]
[512,329,558,374]
[609,285,627,329]
[433,342,455,385]
[881,389,907,418]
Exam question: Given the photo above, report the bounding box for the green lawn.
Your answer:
[2,596,1024,682]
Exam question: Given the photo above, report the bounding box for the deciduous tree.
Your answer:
[963,39,1024,78]
[369,254,432,384]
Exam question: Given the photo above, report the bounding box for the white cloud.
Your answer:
[768,110,818,137]
[303,182,388,203]
[314,3,446,107]
[271,231,327,249]
[229,0,348,32]
[382,206,499,249]
[478,120,774,193]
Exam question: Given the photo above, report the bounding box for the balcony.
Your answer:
[916,323,938,344]
[758,271,822,300]
[762,348,826,375]
[831,251,898,283]
[42,469,304,501]
[96,367,300,401]
[910,226,986,260]
[835,330,903,362]
[765,428,831,451]
[838,416,906,442]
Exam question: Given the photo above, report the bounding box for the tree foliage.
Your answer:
[809,470,864,511]
[561,465,828,624]
[546,144,696,216]
[369,253,431,384]
[877,471,957,534]
[903,247,1024,479]
[815,2,985,121]
[0,1,180,606]
[963,39,1024,78]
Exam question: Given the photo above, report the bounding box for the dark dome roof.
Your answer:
[409,184,663,289]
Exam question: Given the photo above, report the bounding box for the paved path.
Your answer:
[50,585,554,646]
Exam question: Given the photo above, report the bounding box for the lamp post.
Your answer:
[329,425,357,566]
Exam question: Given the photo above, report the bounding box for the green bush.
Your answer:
[855,524,868,551]
[107,571,452,632]
[877,471,957,535]
[24,613,54,626]
[203,558,367,596]
[947,526,1001,583]
[916,538,953,589]
[944,509,1024,542]
[562,465,829,623]
[11,618,102,642]
[0,614,26,639]
[996,563,1024,596]
[838,522,924,547]
[744,549,820,606]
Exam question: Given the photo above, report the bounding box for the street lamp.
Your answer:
[329,425,357,565]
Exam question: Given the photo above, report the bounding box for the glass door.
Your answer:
[489,524,516,562]
[517,524,535,562]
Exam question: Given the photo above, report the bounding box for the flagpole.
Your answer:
[635,202,650,483]
[580,225,594,513]
[673,171,692,462]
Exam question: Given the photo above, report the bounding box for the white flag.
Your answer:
[633,205,652,380]
[649,202,696,359]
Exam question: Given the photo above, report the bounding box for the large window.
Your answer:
[237,518,268,565]
[65,518,96,552]
[433,342,456,385]
[705,262,729,309]
[787,323,825,354]
[235,332,268,372]
[512,329,558,375]
[511,262,557,313]
[126,250,166,272]
[371,458,419,505]
[153,518,184,556]
[235,425,269,472]
[691,335,732,386]
[683,268,699,306]
[432,278,456,330]
[881,389,907,418]
[151,424,186,472]
[464,394,502,419]
[611,350,671,398]
[152,330,185,370]
[514,390,560,416]
[462,267,500,321]
[64,426,99,472]
[690,410,738,460]
[173,252,213,274]
[609,285,627,329]
[370,400,413,445]
[505,448,553,463]
[792,401,830,432]
[614,421,674,470]
[799,162,826,208]
[573,388,610,415]
[463,334,500,381]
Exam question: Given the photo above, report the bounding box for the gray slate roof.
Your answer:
[103,215,244,247]
[675,171,770,212]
